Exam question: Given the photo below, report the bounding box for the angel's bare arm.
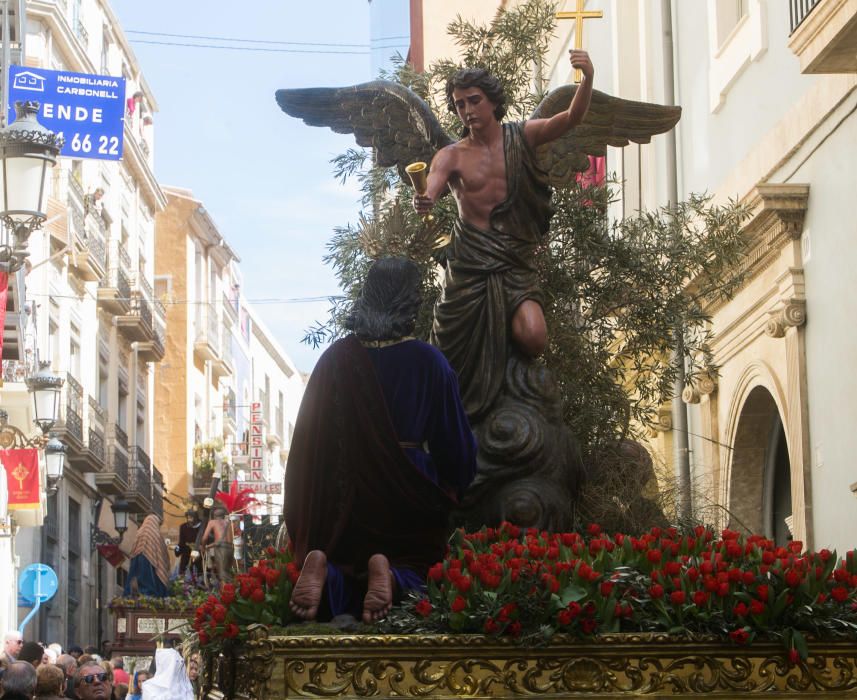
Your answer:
[525,50,594,148]
[414,145,457,214]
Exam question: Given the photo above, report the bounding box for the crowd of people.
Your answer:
[0,631,197,700]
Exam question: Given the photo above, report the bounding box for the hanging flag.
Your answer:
[0,448,41,510]
[576,155,606,188]
[0,271,7,386]
[96,543,126,567]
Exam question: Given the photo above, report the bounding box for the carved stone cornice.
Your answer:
[740,183,810,279]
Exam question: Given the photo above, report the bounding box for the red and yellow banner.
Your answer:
[0,448,41,509]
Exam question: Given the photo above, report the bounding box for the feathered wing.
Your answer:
[275,80,455,180]
[531,85,682,187]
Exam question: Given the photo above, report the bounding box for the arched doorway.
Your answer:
[729,386,793,543]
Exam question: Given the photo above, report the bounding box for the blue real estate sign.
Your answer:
[8,65,126,160]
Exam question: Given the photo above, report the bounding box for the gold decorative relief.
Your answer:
[202,630,857,698]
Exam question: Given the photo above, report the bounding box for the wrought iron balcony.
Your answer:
[76,20,88,50]
[97,240,132,315]
[117,290,154,343]
[2,358,35,384]
[194,302,221,363]
[138,319,165,362]
[67,198,107,282]
[82,395,107,471]
[127,446,153,513]
[55,373,85,454]
[113,422,128,450]
[94,445,129,495]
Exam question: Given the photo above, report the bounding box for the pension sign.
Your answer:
[8,66,126,161]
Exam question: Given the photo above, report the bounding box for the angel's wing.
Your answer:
[531,86,682,187]
[276,80,454,180]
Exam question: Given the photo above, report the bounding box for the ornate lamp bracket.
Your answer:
[0,408,49,449]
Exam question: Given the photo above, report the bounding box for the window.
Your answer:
[136,394,145,450]
[707,0,766,112]
[101,30,111,75]
[68,499,81,608]
[118,380,128,431]
[98,354,109,410]
[69,323,81,381]
[48,315,60,371]
[263,375,271,425]
[714,0,748,48]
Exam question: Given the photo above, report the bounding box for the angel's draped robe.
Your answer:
[432,122,554,420]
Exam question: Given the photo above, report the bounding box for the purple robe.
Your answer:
[285,335,476,618]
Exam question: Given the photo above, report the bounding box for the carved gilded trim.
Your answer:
[202,628,857,698]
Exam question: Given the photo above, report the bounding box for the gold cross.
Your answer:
[11,462,29,490]
[556,0,603,83]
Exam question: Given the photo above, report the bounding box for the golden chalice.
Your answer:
[406,161,434,223]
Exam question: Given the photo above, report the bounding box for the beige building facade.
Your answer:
[413,1,857,551]
[153,189,304,549]
[0,0,167,646]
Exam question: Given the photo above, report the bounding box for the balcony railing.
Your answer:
[76,20,88,49]
[130,462,151,497]
[790,0,821,33]
[136,445,151,470]
[64,373,84,443]
[89,395,106,422]
[138,273,154,303]
[137,295,152,329]
[88,425,105,463]
[113,423,128,450]
[87,232,107,269]
[88,396,106,463]
[118,243,132,273]
[194,303,221,359]
[110,446,129,484]
[68,175,85,204]
[2,358,35,384]
[99,240,132,301]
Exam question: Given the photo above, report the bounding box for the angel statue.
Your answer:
[277,50,680,530]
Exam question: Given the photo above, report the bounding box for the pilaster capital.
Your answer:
[765,298,807,338]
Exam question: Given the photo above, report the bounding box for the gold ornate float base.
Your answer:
[201,627,857,698]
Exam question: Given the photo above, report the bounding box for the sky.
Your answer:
[109,2,404,373]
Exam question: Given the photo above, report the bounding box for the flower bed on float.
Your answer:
[196,524,857,698]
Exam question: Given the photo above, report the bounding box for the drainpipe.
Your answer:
[661,0,691,521]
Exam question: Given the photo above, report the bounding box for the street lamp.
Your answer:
[43,435,65,494]
[24,362,64,435]
[111,499,129,539]
[90,498,130,548]
[0,101,62,274]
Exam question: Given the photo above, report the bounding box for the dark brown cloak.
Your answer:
[285,335,455,576]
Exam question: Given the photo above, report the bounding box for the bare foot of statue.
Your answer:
[363,553,394,624]
[290,550,327,620]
